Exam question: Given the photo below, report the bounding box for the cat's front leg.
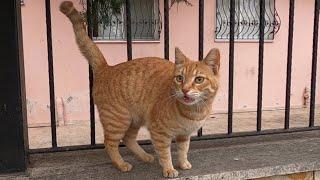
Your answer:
[176,135,192,170]
[150,131,178,178]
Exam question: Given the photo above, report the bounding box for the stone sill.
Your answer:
[2,130,320,179]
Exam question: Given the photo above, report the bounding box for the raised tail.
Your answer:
[60,1,108,70]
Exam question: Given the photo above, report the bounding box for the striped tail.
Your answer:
[60,1,108,70]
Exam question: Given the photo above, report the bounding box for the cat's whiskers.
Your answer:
[199,98,211,113]
[196,103,200,115]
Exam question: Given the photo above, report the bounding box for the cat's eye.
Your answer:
[175,75,184,83]
[195,77,204,84]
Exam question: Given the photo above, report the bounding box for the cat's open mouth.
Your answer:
[183,96,195,104]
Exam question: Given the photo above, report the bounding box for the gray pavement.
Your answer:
[2,130,320,179]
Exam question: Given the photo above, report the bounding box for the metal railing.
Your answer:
[29,0,320,154]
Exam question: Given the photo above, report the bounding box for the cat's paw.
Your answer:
[178,160,192,170]
[162,168,179,178]
[116,162,133,172]
[141,153,154,163]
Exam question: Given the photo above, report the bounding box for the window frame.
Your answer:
[92,0,161,43]
[214,0,278,43]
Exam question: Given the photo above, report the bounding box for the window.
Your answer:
[215,0,281,41]
[92,0,162,41]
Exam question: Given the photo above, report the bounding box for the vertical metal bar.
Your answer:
[198,0,204,62]
[228,0,235,134]
[87,0,96,146]
[284,0,295,130]
[164,0,169,60]
[126,0,133,60]
[45,0,57,148]
[0,0,28,172]
[309,0,319,127]
[257,0,265,132]
[197,0,204,137]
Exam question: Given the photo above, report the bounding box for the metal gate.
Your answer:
[0,0,319,172]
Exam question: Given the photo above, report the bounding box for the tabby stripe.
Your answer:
[105,133,125,141]
[155,131,172,139]
[107,109,129,119]
[151,137,171,148]
[142,70,163,103]
[106,125,127,134]
[100,111,129,122]
[154,144,171,150]
[104,140,119,147]
[107,120,130,129]
[136,80,146,104]
[158,118,173,131]
[101,118,126,129]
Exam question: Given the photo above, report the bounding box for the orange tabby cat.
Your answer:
[60,1,220,178]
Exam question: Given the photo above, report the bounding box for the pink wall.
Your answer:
[21,0,320,126]
[21,0,50,125]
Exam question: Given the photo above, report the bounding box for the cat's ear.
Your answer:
[175,47,187,65]
[203,48,220,75]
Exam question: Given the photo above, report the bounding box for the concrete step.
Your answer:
[2,130,320,180]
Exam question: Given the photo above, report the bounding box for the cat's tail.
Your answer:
[60,1,108,70]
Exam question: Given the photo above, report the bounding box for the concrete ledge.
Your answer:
[2,130,320,179]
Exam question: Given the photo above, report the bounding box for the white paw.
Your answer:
[179,160,192,170]
[116,162,133,172]
[162,168,179,178]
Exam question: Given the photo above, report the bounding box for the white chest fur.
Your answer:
[174,115,208,136]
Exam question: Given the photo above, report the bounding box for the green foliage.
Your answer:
[80,0,124,26]
[79,0,192,26]
[170,0,192,7]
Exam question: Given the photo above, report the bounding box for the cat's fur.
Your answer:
[60,1,220,178]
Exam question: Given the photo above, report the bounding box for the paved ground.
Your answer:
[28,106,320,149]
[2,130,320,179]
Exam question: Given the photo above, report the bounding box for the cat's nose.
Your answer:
[182,89,190,95]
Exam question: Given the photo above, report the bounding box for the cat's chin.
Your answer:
[183,96,195,103]
[178,98,199,106]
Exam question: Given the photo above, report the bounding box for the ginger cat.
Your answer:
[60,1,220,178]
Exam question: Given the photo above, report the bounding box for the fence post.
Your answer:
[45,0,57,148]
[284,0,295,129]
[257,0,265,132]
[197,0,204,137]
[309,0,319,127]
[0,0,28,172]
[126,0,133,60]
[228,0,235,134]
[164,0,169,60]
[87,0,96,146]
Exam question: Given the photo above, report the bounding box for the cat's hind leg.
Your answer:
[123,126,154,163]
[101,109,132,172]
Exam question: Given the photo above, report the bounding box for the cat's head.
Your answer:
[172,47,220,106]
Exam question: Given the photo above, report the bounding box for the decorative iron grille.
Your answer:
[215,0,281,40]
[92,0,162,41]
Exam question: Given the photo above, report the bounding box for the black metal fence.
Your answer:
[24,0,320,155]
